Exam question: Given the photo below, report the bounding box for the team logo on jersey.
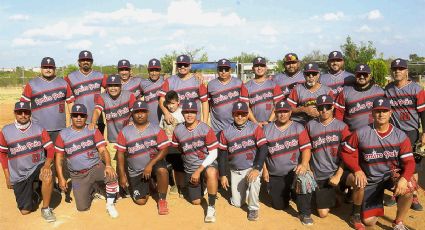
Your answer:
[333,52,337,57]
[360,65,364,71]
[84,51,88,57]
[20,102,24,108]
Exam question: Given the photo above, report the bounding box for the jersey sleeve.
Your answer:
[218,131,228,150]
[0,131,8,154]
[239,84,249,102]
[254,126,267,147]
[101,74,108,88]
[417,89,425,112]
[205,128,219,151]
[94,94,105,112]
[0,132,8,169]
[287,88,298,107]
[199,83,208,102]
[298,129,312,151]
[399,136,415,181]
[158,79,170,97]
[171,131,179,148]
[156,129,170,150]
[115,131,127,152]
[341,132,361,172]
[128,93,136,108]
[334,91,346,120]
[273,85,284,103]
[55,134,65,154]
[328,89,335,99]
[94,129,107,148]
[341,124,351,142]
[41,129,54,159]
[65,84,75,103]
[21,83,32,102]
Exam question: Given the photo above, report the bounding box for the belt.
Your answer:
[72,163,100,175]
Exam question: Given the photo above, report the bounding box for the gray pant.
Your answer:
[230,168,261,211]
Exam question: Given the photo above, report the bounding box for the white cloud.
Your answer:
[312,11,344,21]
[160,43,186,51]
[12,38,41,47]
[367,10,383,20]
[23,21,106,39]
[66,40,93,50]
[85,3,162,24]
[168,30,186,40]
[166,0,245,26]
[115,37,138,45]
[260,25,278,36]
[356,25,373,33]
[9,14,29,21]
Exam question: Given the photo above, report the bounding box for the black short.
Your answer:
[13,164,43,211]
[313,179,336,209]
[338,170,351,192]
[166,153,184,172]
[128,160,167,200]
[184,165,217,202]
[267,173,295,210]
[363,179,394,219]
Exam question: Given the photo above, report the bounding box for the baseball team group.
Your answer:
[0,49,423,230]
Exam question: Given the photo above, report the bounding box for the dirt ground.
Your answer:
[0,87,424,230]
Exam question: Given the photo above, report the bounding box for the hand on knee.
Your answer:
[191,199,201,205]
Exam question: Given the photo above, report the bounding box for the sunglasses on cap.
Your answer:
[218,67,230,72]
[177,63,189,68]
[71,114,87,118]
[15,110,31,115]
[317,105,333,111]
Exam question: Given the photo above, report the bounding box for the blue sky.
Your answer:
[1,0,424,67]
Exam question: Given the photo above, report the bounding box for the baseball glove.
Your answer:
[292,170,318,194]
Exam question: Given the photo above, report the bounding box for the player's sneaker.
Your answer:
[106,204,119,218]
[158,200,169,215]
[247,210,259,221]
[411,195,423,211]
[392,221,409,230]
[350,214,366,230]
[300,215,314,226]
[384,196,397,207]
[41,207,56,223]
[169,185,178,195]
[204,206,216,223]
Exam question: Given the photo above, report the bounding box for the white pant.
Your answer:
[230,168,261,211]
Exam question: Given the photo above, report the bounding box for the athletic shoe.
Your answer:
[158,200,169,215]
[247,210,259,221]
[411,196,423,211]
[169,185,178,195]
[93,192,106,200]
[384,196,397,207]
[350,214,366,230]
[204,206,216,223]
[106,204,119,218]
[392,222,409,230]
[300,215,314,226]
[41,207,56,223]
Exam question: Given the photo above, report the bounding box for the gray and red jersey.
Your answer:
[122,76,142,98]
[306,118,351,180]
[94,90,135,143]
[335,85,385,131]
[65,70,107,123]
[319,70,355,95]
[272,71,305,97]
[158,75,207,120]
[140,76,164,125]
[171,121,218,173]
[207,77,249,133]
[342,124,415,183]
[287,84,334,124]
[55,127,106,172]
[218,121,266,170]
[263,121,311,176]
[245,78,284,122]
[21,76,75,131]
[384,81,425,132]
[115,124,170,177]
[0,123,53,184]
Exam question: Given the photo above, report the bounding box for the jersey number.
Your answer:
[32,153,41,163]
[59,102,65,113]
[290,152,297,163]
[87,152,95,159]
[400,112,410,121]
[246,153,254,160]
[197,152,205,160]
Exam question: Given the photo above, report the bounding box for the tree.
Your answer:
[184,47,208,62]
[230,52,259,63]
[340,36,377,73]
[368,59,389,87]
[160,51,178,74]
[409,54,425,62]
[302,50,327,63]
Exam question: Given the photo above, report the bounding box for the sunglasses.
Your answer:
[391,67,406,71]
[15,110,31,115]
[317,105,333,111]
[218,67,230,72]
[71,114,87,118]
[305,72,319,77]
[177,64,189,68]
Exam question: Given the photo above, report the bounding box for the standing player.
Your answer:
[272,53,305,98]
[116,101,170,215]
[171,101,219,223]
[90,74,135,144]
[21,57,74,142]
[287,63,334,125]
[140,58,164,125]
[384,58,425,210]
[262,100,314,225]
[335,64,385,131]
[158,55,209,124]
[306,95,351,218]
[64,50,107,133]
[207,58,252,134]
[0,101,56,222]
[245,57,284,125]
[55,104,119,218]
[319,51,355,94]
[118,59,142,98]
[341,97,415,229]
[218,102,267,221]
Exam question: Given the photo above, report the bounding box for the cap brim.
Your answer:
[372,107,391,111]
[182,109,198,112]
[118,66,130,69]
[176,62,190,64]
[355,71,370,74]
[132,108,149,112]
[232,110,249,113]
[304,70,320,73]
[328,57,343,61]
[41,65,56,68]
[14,108,31,111]
[148,66,161,69]
[316,102,334,106]
[391,66,407,69]
[71,112,87,115]
[275,108,291,112]
[217,65,231,68]
[79,58,93,61]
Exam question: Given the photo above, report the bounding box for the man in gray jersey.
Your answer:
[118,59,142,98]
[320,51,355,94]
[272,53,305,97]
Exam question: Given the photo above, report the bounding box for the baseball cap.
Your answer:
[14,101,31,111]
[328,51,344,61]
[41,57,56,68]
[106,74,121,85]
[284,53,299,63]
[181,100,198,112]
[391,58,408,69]
[252,57,266,66]
[148,58,161,69]
[316,94,334,106]
[232,101,249,113]
[132,100,149,112]
[355,64,371,74]
[217,58,231,68]
[304,63,320,73]
[117,59,131,69]
[78,50,93,60]
[372,97,391,111]
[176,55,191,64]
[275,100,292,112]
[71,104,87,115]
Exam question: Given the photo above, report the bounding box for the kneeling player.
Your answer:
[116,101,170,215]
[341,97,415,229]
[171,100,219,223]
[55,104,119,218]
